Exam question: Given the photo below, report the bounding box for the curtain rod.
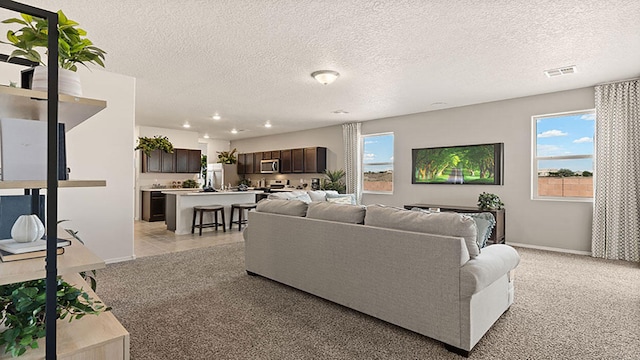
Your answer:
[596,77,639,86]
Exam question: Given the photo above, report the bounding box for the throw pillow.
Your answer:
[306,202,366,224]
[307,190,328,202]
[326,193,356,205]
[463,212,496,249]
[290,192,312,204]
[365,204,480,258]
[255,199,308,217]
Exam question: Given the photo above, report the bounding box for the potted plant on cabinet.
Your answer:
[134,136,174,156]
[216,148,237,164]
[477,192,504,210]
[1,10,106,96]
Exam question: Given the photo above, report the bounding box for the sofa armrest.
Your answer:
[460,244,520,297]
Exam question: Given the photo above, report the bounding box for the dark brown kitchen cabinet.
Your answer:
[161,151,175,172]
[188,149,201,173]
[304,147,327,173]
[292,148,304,173]
[142,149,162,172]
[262,151,271,160]
[271,150,281,160]
[253,152,263,174]
[280,149,292,173]
[142,148,200,173]
[142,191,165,222]
[245,153,255,174]
[237,154,246,175]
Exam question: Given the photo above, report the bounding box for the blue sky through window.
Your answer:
[536,112,594,172]
[363,133,394,172]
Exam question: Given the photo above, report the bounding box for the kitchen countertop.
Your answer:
[141,188,197,192]
[162,190,264,196]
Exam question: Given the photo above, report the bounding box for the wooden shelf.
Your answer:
[0,238,105,286]
[0,86,106,131]
[0,273,130,360]
[0,180,106,189]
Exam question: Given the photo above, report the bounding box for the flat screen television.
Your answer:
[411,143,503,185]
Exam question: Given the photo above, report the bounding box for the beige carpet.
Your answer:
[97,243,639,360]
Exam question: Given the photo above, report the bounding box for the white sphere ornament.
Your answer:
[11,215,45,243]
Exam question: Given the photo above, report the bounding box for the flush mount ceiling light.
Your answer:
[230,128,238,134]
[203,134,210,139]
[264,121,272,128]
[182,122,191,128]
[212,114,221,120]
[311,70,340,85]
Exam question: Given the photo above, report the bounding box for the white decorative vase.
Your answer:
[11,214,45,243]
[31,65,83,97]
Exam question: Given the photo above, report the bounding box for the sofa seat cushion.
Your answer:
[306,202,366,224]
[256,199,308,217]
[460,244,520,297]
[365,204,480,258]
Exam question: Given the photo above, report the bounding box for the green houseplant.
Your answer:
[322,169,346,194]
[477,192,504,210]
[135,136,174,156]
[1,10,106,71]
[0,278,109,357]
[216,148,237,164]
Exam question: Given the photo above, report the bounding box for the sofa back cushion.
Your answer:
[365,204,480,258]
[306,202,366,224]
[256,199,308,217]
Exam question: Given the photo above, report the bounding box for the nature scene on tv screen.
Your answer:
[412,144,499,184]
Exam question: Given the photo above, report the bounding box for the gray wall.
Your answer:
[232,87,595,253]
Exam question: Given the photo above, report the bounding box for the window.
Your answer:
[532,110,595,200]
[362,133,394,193]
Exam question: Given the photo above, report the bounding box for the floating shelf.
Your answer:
[0,86,107,131]
[0,180,106,189]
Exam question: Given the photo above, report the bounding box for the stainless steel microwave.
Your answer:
[260,159,280,173]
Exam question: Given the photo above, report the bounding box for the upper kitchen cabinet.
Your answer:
[271,150,281,160]
[141,148,200,173]
[245,153,255,174]
[292,148,304,173]
[237,154,246,175]
[253,152,263,174]
[176,149,201,173]
[280,150,291,173]
[262,151,271,160]
[304,147,327,173]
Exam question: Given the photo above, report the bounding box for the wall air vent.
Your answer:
[544,65,577,78]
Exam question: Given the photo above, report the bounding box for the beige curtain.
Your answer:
[342,123,362,203]
[592,79,639,262]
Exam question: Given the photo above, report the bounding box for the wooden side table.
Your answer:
[404,204,506,244]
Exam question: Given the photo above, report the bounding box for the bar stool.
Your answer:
[229,203,257,231]
[191,205,226,236]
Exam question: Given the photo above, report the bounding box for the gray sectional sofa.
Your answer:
[243,200,520,356]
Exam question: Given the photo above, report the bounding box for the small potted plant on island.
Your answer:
[477,192,504,210]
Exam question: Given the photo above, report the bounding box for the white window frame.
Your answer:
[361,132,394,194]
[531,109,595,202]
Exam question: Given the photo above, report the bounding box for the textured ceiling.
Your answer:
[1,0,639,140]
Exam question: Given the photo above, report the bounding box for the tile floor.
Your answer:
[134,220,244,258]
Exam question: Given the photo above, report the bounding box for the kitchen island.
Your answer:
[163,190,263,234]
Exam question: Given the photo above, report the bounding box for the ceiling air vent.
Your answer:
[544,65,577,78]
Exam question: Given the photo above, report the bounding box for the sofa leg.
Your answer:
[246,270,258,276]
[445,344,470,357]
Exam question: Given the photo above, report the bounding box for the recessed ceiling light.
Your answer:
[212,114,221,120]
[311,70,340,85]
[331,110,349,114]
[183,122,190,128]
[264,121,272,128]
[230,128,238,134]
[203,134,210,139]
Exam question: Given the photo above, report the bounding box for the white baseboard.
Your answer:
[105,255,136,264]
[508,242,592,256]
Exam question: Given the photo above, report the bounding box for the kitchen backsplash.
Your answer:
[242,173,322,188]
[139,173,199,189]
